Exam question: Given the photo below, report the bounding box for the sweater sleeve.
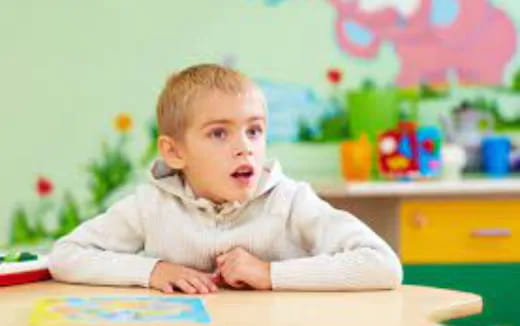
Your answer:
[270,183,403,291]
[48,187,160,288]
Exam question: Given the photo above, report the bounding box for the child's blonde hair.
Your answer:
[156,64,264,140]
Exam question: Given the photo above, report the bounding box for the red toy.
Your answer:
[378,122,420,179]
[0,254,51,286]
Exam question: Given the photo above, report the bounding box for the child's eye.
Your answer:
[247,125,264,138]
[209,128,227,140]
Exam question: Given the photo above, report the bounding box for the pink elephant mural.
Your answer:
[330,0,518,87]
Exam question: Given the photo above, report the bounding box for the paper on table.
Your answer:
[29,296,211,325]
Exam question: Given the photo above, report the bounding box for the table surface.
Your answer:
[0,281,482,326]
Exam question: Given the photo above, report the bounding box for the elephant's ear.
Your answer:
[344,21,375,47]
[429,0,488,46]
[336,20,381,58]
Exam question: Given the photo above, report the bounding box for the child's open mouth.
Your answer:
[230,164,255,186]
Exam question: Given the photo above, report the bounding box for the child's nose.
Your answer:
[234,148,253,157]
[233,137,253,157]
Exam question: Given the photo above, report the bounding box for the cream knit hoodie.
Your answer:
[49,159,402,290]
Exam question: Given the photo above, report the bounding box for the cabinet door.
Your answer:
[400,200,520,263]
[405,264,520,326]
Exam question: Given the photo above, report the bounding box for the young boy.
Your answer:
[49,64,402,294]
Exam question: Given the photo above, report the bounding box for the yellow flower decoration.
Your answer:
[114,113,133,133]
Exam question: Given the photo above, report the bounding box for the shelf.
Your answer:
[316,178,520,198]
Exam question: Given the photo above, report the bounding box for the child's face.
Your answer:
[174,89,266,204]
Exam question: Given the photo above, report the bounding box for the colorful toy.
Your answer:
[378,122,441,179]
[417,127,442,177]
[441,143,467,180]
[511,149,520,172]
[440,101,494,172]
[340,134,372,181]
[0,252,51,286]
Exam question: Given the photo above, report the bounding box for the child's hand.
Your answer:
[149,261,218,294]
[215,247,271,290]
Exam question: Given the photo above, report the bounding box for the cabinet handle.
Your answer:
[470,228,512,238]
[412,212,428,229]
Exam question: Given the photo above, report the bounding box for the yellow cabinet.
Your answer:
[400,200,520,263]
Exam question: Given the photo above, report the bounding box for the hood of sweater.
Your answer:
[147,158,284,222]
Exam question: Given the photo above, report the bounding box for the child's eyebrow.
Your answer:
[201,116,265,128]
[247,116,266,123]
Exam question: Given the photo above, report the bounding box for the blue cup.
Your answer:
[482,136,511,177]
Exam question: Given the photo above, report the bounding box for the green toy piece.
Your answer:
[0,251,38,264]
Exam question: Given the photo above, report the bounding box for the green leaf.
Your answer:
[512,68,520,92]
[53,193,82,239]
[297,119,315,142]
[140,119,159,166]
[9,207,36,245]
[87,136,132,212]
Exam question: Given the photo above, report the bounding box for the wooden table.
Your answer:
[0,281,481,326]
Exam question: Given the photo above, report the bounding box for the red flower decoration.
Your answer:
[327,68,342,84]
[36,177,53,197]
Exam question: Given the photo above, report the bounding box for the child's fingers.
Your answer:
[162,282,175,294]
[219,262,230,277]
[220,257,239,276]
[175,279,197,294]
[217,252,240,270]
[201,274,219,292]
[188,277,210,294]
[216,253,228,266]
[225,277,247,289]
[219,262,247,289]
[210,271,224,286]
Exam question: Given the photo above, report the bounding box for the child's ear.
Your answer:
[158,135,186,170]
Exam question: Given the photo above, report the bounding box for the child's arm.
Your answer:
[271,183,403,291]
[48,188,160,288]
